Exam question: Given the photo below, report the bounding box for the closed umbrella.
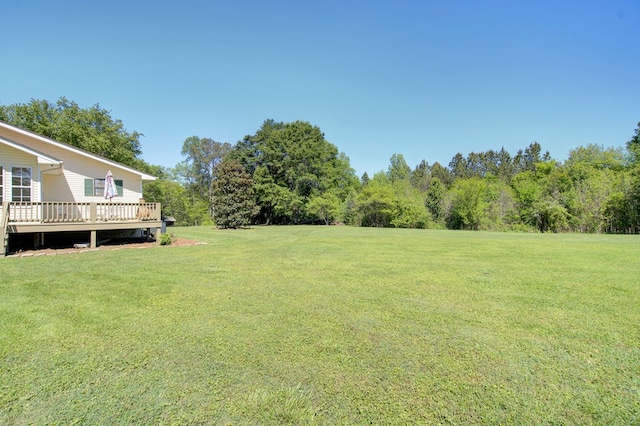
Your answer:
[104,170,117,200]
[104,170,117,220]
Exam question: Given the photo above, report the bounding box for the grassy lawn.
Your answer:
[1,226,639,424]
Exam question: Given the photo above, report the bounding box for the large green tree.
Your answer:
[390,180,430,229]
[562,146,628,233]
[410,159,430,192]
[231,119,358,224]
[425,177,446,224]
[430,162,453,187]
[0,97,143,167]
[495,147,515,181]
[357,173,396,227]
[178,136,232,219]
[143,170,193,226]
[387,153,411,183]
[307,192,342,225]
[514,142,551,173]
[447,177,488,230]
[605,122,640,233]
[211,159,259,228]
[448,153,468,179]
[483,176,516,229]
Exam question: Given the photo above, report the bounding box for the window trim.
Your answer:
[11,166,32,202]
[94,178,106,197]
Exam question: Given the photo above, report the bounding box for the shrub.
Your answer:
[160,233,173,246]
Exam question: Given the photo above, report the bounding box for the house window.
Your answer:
[85,178,123,197]
[11,167,32,202]
[94,178,106,196]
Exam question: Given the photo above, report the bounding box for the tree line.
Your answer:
[2,98,639,233]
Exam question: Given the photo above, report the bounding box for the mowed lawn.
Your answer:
[1,226,639,424]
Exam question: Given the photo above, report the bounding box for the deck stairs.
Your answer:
[1,202,9,256]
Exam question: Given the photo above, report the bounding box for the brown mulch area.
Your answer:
[7,237,202,258]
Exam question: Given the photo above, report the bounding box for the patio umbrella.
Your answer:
[104,170,118,220]
[104,169,117,201]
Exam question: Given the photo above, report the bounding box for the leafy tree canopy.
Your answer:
[410,159,430,192]
[307,192,342,225]
[565,144,627,171]
[231,119,358,224]
[178,136,232,218]
[387,153,411,182]
[447,177,488,230]
[0,97,143,167]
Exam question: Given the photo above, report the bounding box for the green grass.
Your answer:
[1,226,639,424]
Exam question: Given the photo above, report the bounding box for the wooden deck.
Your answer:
[1,201,162,254]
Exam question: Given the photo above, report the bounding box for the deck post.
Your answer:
[90,203,97,222]
[90,230,97,248]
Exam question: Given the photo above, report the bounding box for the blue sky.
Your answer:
[2,0,639,176]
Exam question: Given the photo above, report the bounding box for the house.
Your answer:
[0,120,162,255]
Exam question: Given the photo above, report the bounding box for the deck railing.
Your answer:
[7,202,161,224]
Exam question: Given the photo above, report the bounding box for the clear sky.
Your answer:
[2,0,639,176]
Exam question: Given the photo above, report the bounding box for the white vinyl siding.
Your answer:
[0,166,3,203]
[0,144,40,202]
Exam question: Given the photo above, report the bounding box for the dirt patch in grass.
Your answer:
[7,237,202,257]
